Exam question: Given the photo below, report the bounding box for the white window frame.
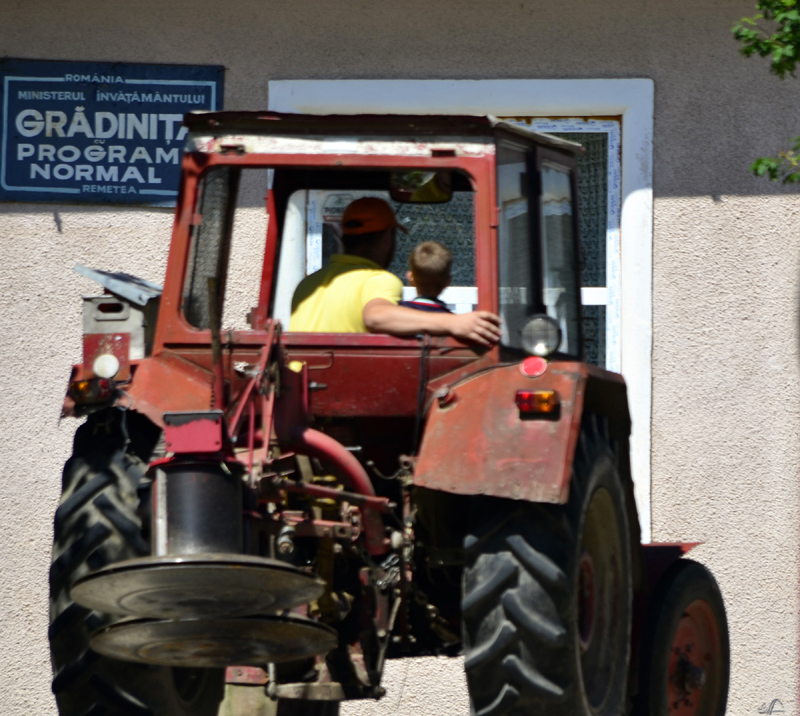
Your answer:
[268,79,654,541]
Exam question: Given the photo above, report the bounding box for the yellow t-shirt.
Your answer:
[289,254,403,333]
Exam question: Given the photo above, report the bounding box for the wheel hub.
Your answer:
[668,606,716,715]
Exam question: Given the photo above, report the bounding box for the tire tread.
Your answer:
[462,414,632,716]
[50,414,222,716]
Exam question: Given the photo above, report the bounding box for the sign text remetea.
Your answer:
[1,59,223,205]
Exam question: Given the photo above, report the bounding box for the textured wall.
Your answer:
[2,1,799,714]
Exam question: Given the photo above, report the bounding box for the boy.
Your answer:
[399,241,453,314]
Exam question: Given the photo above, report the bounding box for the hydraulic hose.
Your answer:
[288,426,387,555]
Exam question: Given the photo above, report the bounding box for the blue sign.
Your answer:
[0,59,224,205]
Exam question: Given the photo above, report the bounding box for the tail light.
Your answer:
[516,389,559,414]
[70,378,114,403]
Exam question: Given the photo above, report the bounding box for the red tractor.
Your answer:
[52,113,729,716]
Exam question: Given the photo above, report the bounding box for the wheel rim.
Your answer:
[578,487,627,713]
[666,598,724,716]
[578,550,596,653]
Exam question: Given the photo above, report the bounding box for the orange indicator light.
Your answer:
[515,389,559,414]
[71,380,91,397]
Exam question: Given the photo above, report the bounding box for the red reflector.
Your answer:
[97,379,113,399]
[516,389,558,414]
[520,356,547,378]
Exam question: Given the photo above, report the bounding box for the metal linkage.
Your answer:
[268,477,395,514]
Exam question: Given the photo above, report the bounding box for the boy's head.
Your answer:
[407,241,453,298]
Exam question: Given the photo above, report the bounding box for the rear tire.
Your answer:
[633,559,729,716]
[49,412,224,716]
[462,415,632,716]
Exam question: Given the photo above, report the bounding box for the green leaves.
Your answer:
[749,137,800,183]
[734,1,800,181]
[733,1,800,78]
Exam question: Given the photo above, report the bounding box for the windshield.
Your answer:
[273,184,476,328]
[181,166,477,333]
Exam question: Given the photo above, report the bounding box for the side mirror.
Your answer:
[390,170,453,203]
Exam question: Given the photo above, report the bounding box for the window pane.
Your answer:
[551,132,607,287]
[497,144,532,348]
[182,168,271,331]
[582,304,606,367]
[388,194,475,287]
[222,169,270,331]
[274,186,477,326]
[541,162,580,356]
[183,167,235,329]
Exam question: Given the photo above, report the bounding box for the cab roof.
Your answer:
[182,111,584,155]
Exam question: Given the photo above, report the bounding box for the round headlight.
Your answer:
[521,315,562,358]
[93,353,120,379]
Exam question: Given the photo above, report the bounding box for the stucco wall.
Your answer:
[2,1,799,714]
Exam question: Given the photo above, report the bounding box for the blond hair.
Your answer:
[409,241,452,297]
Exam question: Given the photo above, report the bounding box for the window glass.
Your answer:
[497,144,533,348]
[222,169,270,330]
[274,185,477,327]
[183,167,235,329]
[540,162,581,356]
[505,119,621,368]
[552,131,608,366]
[182,167,269,331]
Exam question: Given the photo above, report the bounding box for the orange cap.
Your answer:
[341,197,408,235]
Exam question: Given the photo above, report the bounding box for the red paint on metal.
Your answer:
[289,428,375,498]
[253,185,280,331]
[520,356,547,378]
[83,333,131,380]
[283,334,485,418]
[124,352,214,428]
[226,322,275,439]
[273,363,309,434]
[164,415,223,454]
[668,600,721,715]
[414,362,586,504]
[225,666,268,685]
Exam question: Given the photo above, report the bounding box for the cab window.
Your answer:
[497,143,582,357]
[539,159,581,356]
[182,167,269,331]
[273,175,476,328]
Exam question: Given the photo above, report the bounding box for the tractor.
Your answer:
[51,112,729,716]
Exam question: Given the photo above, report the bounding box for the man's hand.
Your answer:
[363,299,502,346]
[446,311,502,346]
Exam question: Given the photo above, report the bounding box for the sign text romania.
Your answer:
[0,59,223,205]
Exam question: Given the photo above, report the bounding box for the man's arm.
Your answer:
[363,298,502,346]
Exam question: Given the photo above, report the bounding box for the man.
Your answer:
[289,197,501,346]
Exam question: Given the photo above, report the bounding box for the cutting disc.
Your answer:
[71,554,325,618]
[90,614,338,668]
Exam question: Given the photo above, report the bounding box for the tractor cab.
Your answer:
[136,113,584,433]
[68,113,589,482]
